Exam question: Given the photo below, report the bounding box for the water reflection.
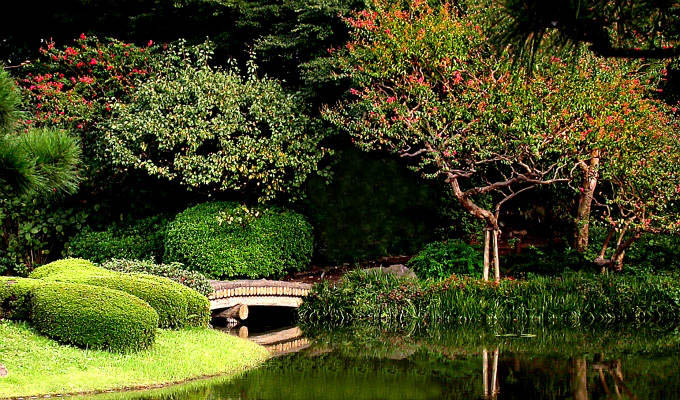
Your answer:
[79,326,680,400]
[219,325,311,355]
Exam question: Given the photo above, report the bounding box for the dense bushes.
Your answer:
[31,282,158,352]
[30,259,210,328]
[407,240,482,280]
[67,215,169,263]
[165,202,313,279]
[102,259,213,296]
[300,270,680,328]
[104,42,328,204]
[0,277,158,352]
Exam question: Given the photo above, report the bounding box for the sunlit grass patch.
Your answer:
[0,321,268,398]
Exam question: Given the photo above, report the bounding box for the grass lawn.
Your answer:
[0,321,269,399]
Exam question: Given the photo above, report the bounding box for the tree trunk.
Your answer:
[492,229,501,282]
[574,150,600,252]
[483,229,491,281]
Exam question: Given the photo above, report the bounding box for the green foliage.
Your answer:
[226,0,365,101]
[30,259,210,328]
[407,240,482,280]
[502,245,588,276]
[30,281,158,352]
[164,202,313,279]
[300,270,680,328]
[68,215,169,263]
[20,36,164,175]
[102,258,214,297]
[0,196,88,275]
[0,69,81,197]
[305,148,447,262]
[0,277,39,321]
[104,42,329,203]
[0,69,21,132]
[616,233,680,274]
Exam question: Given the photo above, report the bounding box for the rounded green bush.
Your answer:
[67,215,169,263]
[407,240,482,280]
[30,259,210,328]
[164,202,313,279]
[101,258,214,296]
[30,282,158,352]
[0,277,40,321]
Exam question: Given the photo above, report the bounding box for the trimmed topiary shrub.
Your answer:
[164,202,313,279]
[30,259,210,328]
[67,215,169,263]
[0,277,39,321]
[30,282,158,352]
[407,240,482,280]
[101,259,213,296]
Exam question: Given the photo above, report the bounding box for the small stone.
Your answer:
[0,364,8,377]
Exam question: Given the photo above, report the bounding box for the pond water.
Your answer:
[84,323,680,400]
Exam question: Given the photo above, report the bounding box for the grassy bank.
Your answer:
[299,270,680,328]
[0,321,269,399]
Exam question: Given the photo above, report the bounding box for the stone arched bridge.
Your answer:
[209,280,312,315]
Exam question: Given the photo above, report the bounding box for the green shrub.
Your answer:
[67,215,169,263]
[30,259,210,328]
[0,277,39,321]
[624,233,680,273]
[102,259,214,296]
[30,282,158,352]
[300,270,680,328]
[164,202,313,279]
[407,240,482,280]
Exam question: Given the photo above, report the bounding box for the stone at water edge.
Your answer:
[364,264,417,279]
[0,364,7,377]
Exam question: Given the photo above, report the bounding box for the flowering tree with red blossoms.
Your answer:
[19,35,162,180]
[549,55,680,269]
[324,0,680,278]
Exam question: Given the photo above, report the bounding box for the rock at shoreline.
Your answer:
[364,264,417,279]
[0,364,8,377]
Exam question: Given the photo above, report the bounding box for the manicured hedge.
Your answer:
[1,277,158,353]
[30,282,158,352]
[67,215,169,263]
[101,258,214,296]
[164,202,313,279]
[30,259,210,328]
[0,277,39,321]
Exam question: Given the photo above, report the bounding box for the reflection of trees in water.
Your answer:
[591,356,639,400]
[482,348,500,398]
[85,327,680,400]
[481,350,642,400]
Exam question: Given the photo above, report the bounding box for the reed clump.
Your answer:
[299,270,680,328]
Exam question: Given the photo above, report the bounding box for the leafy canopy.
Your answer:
[105,43,330,203]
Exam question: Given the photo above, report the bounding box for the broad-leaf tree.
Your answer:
[105,44,330,203]
[324,0,680,277]
[324,0,582,280]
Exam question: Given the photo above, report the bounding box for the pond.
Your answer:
[83,324,680,400]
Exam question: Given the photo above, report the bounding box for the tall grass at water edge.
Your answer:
[299,270,680,328]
